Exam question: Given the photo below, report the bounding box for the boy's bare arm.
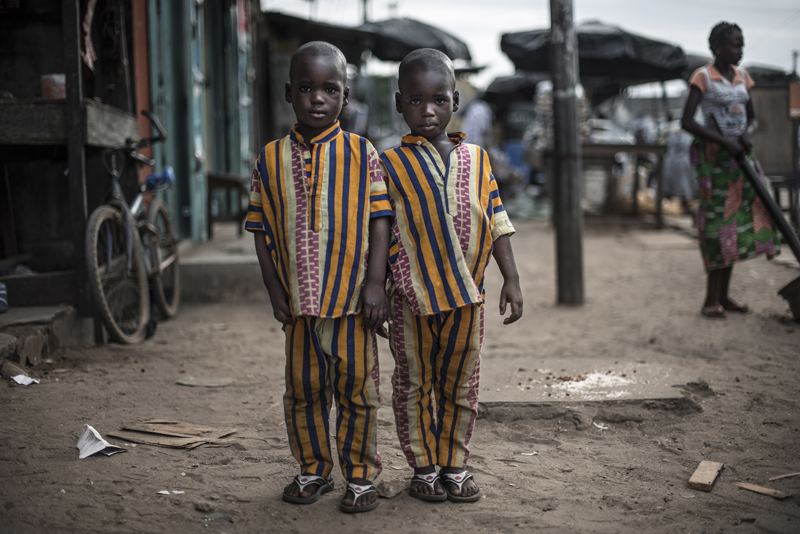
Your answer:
[253,231,294,325]
[360,216,390,334]
[492,235,523,325]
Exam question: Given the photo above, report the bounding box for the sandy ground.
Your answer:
[1,220,800,533]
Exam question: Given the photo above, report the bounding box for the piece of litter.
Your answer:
[158,490,170,495]
[678,493,696,499]
[593,422,609,431]
[176,376,234,388]
[76,425,127,459]
[11,374,39,386]
[389,465,405,470]
[509,483,516,486]
[769,472,800,482]
[521,452,538,456]
[733,482,793,500]
[172,490,185,494]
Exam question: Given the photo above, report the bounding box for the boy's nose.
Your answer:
[311,91,325,103]
[422,104,435,116]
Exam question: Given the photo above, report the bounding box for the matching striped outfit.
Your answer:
[246,122,391,481]
[380,133,515,469]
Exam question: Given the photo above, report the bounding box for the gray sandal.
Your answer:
[442,470,482,503]
[340,482,379,513]
[409,472,447,502]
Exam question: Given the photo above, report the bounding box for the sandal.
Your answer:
[340,482,379,513]
[701,305,727,319]
[442,470,482,503]
[722,301,750,314]
[282,474,334,504]
[409,472,447,502]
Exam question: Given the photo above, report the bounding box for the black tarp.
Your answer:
[501,20,687,85]
[357,17,471,63]
[265,11,374,65]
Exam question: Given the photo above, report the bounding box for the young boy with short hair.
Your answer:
[246,41,392,513]
[380,49,523,503]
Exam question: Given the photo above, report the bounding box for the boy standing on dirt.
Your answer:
[380,49,523,503]
[246,41,392,513]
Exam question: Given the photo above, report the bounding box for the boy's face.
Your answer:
[395,69,459,141]
[285,54,349,139]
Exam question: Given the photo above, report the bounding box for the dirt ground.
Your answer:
[2,220,799,533]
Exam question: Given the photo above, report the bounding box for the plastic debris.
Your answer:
[593,422,609,431]
[11,374,39,386]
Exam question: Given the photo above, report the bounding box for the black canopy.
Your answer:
[501,20,687,85]
[358,17,471,63]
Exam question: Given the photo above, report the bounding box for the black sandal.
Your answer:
[282,474,334,504]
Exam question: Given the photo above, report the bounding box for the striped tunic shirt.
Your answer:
[380,133,514,316]
[246,122,393,319]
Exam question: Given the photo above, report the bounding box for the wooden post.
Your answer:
[549,0,584,304]
[63,0,92,317]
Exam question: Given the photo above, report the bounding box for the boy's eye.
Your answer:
[299,86,311,93]
[435,98,446,105]
[410,98,421,105]
[325,87,337,94]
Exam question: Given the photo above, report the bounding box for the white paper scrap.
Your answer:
[76,424,127,459]
[172,491,185,494]
[158,490,171,495]
[12,374,39,385]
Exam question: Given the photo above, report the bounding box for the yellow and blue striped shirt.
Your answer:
[246,122,393,319]
[380,133,514,316]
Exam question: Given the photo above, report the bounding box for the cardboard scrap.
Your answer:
[688,461,724,491]
[733,482,793,500]
[107,420,236,449]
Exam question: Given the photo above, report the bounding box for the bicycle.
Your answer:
[85,110,181,344]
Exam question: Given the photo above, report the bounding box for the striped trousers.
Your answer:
[389,296,483,469]
[283,314,382,482]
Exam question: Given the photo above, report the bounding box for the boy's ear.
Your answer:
[452,90,460,113]
[395,92,403,114]
[285,82,292,104]
[342,86,350,108]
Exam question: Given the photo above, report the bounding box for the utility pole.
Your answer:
[549,0,584,305]
[362,0,368,24]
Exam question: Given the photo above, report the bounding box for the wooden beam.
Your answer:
[687,461,723,491]
[549,0,584,305]
[0,271,77,307]
[62,0,91,317]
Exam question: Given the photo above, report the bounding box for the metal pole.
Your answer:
[549,0,584,304]
[362,0,368,24]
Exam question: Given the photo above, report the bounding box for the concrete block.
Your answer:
[0,359,27,379]
[0,333,17,360]
[19,332,48,366]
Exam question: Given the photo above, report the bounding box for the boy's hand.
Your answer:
[267,281,295,326]
[499,277,523,325]
[358,281,389,332]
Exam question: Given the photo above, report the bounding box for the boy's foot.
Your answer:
[441,468,481,503]
[409,470,447,502]
[720,298,750,313]
[282,474,334,504]
[701,305,727,319]
[340,479,379,513]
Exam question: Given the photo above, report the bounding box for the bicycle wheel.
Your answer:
[147,199,181,319]
[85,205,150,343]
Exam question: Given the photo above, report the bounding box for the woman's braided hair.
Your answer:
[708,22,742,56]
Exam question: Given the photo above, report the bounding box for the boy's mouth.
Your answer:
[308,109,327,118]
[419,123,438,131]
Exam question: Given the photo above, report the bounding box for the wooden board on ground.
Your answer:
[733,482,793,500]
[688,461,724,491]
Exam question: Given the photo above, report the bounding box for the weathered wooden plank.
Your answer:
[84,99,139,147]
[687,461,724,491]
[0,99,137,147]
[769,472,800,482]
[0,100,66,144]
[0,271,77,307]
[734,482,793,500]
